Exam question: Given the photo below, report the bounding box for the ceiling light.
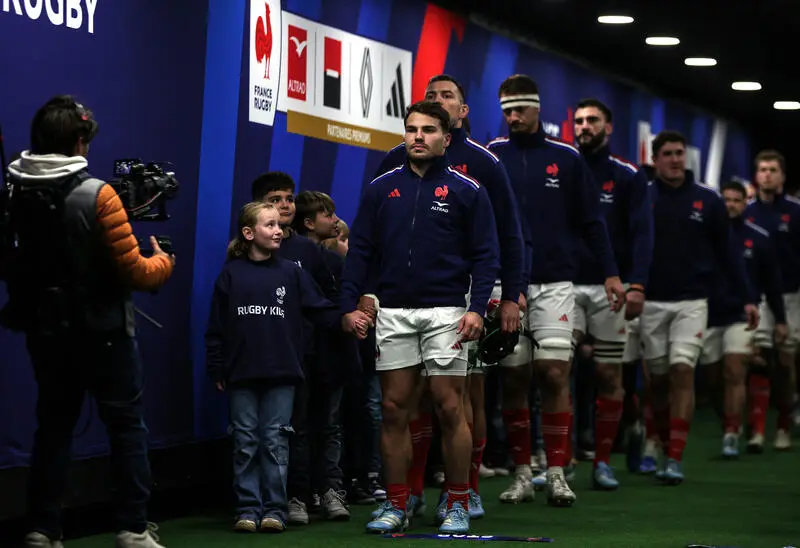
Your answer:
[731,81,762,91]
[645,36,680,46]
[774,101,800,111]
[684,57,717,67]
[597,15,634,24]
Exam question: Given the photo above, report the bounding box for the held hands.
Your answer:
[458,311,484,342]
[357,295,378,322]
[604,276,626,313]
[744,304,760,331]
[342,310,374,339]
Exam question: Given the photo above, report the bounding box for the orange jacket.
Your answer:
[95,184,173,291]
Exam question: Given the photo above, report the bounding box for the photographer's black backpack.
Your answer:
[0,170,102,334]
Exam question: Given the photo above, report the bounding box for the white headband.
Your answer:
[500,94,540,110]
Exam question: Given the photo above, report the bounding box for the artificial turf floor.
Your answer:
[68,410,799,548]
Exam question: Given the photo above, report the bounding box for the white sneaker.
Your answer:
[546,467,576,507]
[24,532,63,548]
[478,463,496,478]
[774,429,791,450]
[498,466,534,504]
[747,432,765,454]
[288,497,309,525]
[115,523,164,548]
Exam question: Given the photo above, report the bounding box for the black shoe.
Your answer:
[349,479,376,505]
[368,476,386,502]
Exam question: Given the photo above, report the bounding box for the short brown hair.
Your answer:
[754,150,786,173]
[652,130,686,156]
[404,101,451,133]
[293,191,336,235]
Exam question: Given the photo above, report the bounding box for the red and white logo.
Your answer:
[287,25,308,101]
[254,2,274,79]
[323,37,342,109]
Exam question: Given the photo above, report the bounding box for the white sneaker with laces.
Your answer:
[499,466,534,504]
[774,428,791,450]
[115,522,165,548]
[546,467,576,507]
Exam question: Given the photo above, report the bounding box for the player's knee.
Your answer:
[593,340,626,365]
[432,392,464,431]
[381,397,408,427]
[669,342,701,368]
[647,355,671,376]
[534,337,573,361]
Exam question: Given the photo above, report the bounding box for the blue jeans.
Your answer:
[229,382,294,522]
[25,330,151,539]
[343,372,382,481]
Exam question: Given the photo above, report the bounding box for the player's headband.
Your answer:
[500,94,540,110]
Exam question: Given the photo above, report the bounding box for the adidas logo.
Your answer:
[385,63,407,118]
[388,188,401,198]
[558,314,569,322]
[451,341,463,350]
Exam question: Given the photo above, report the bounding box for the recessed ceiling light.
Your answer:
[645,36,680,46]
[597,15,634,24]
[774,101,800,111]
[684,57,717,67]
[731,81,762,91]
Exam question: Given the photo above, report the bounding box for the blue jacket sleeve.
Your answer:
[573,157,618,278]
[204,267,230,383]
[758,233,786,323]
[627,169,654,288]
[468,188,501,316]
[340,185,378,313]
[298,267,341,330]
[486,160,525,302]
[711,198,755,306]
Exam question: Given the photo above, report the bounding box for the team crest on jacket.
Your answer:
[276,286,286,305]
[600,180,615,204]
[743,239,754,259]
[690,200,703,222]
[432,185,449,213]
[545,163,560,188]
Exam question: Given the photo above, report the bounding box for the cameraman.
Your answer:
[5,96,174,548]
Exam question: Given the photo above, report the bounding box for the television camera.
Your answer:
[108,158,180,255]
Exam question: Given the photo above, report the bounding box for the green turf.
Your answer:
[68,411,800,548]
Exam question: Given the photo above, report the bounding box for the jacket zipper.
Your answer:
[409,182,422,268]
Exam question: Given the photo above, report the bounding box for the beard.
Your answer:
[577,129,607,152]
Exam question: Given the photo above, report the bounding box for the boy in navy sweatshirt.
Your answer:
[341,101,499,535]
[486,75,625,508]
[250,172,337,524]
[375,74,524,520]
[572,98,654,491]
[292,190,356,521]
[744,149,800,452]
[641,131,758,484]
[205,202,370,533]
[699,180,786,458]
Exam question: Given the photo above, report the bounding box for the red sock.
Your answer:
[447,483,470,510]
[777,402,793,431]
[541,412,570,469]
[387,484,409,513]
[407,413,433,496]
[723,413,741,435]
[594,398,623,465]
[470,437,486,493]
[502,408,531,467]
[667,418,690,461]
[564,396,573,467]
[748,376,770,435]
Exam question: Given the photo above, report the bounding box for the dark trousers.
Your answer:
[342,372,382,482]
[25,330,151,539]
[287,366,345,502]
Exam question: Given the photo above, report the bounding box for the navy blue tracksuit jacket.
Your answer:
[577,144,653,287]
[745,193,800,293]
[376,126,525,301]
[487,127,617,284]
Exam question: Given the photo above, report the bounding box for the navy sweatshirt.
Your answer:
[745,193,800,292]
[376,126,525,301]
[205,256,341,384]
[577,145,654,287]
[647,173,753,304]
[341,155,500,316]
[487,128,617,284]
[708,217,785,327]
[277,232,336,356]
[316,246,362,385]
